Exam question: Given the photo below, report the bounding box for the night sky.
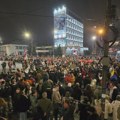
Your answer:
[0,0,120,47]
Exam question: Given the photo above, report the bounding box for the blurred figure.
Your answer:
[84,85,94,104]
[1,61,6,74]
[112,95,120,120]
[104,95,112,120]
[109,82,118,102]
[78,96,91,120]
[62,99,75,120]
[88,107,101,120]
[16,90,30,120]
[52,85,62,120]
[29,90,38,118]
[72,83,82,101]
[37,92,52,120]
[0,98,8,119]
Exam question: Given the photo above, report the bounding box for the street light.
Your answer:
[24,32,31,39]
[92,36,97,41]
[23,32,33,56]
[98,28,105,36]
[91,35,97,55]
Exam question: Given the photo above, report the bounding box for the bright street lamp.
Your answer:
[92,36,97,41]
[91,35,97,55]
[23,32,33,56]
[98,28,105,35]
[24,32,31,39]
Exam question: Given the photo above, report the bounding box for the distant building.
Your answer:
[0,44,28,56]
[36,46,53,56]
[54,6,85,55]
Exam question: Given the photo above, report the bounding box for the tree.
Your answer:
[55,45,62,56]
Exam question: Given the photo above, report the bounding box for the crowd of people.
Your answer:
[0,55,120,120]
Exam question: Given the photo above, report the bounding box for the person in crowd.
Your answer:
[36,80,43,98]
[78,96,91,120]
[88,107,101,120]
[83,74,91,88]
[17,90,30,120]
[109,82,119,102]
[112,95,120,120]
[84,84,94,104]
[0,55,120,120]
[75,72,83,87]
[37,92,52,120]
[12,87,21,119]
[29,89,38,118]
[42,79,53,99]
[104,95,112,120]
[94,99,102,117]
[52,85,62,120]
[72,83,82,101]
[8,60,12,72]
[65,83,73,97]
[62,99,75,120]
[0,97,8,119]
[1,61,6,74]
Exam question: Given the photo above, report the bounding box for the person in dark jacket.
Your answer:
[88,107,101,120]
[109,82,119,102]
[72,83,82,100]
[17,90,30,120]
[62,99,75,120]
[84,85,94,104]
[78,96,91,120]
[37,92,52,120]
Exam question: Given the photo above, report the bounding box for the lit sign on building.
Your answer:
[54,6,66,40]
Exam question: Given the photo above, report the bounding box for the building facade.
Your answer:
[0,44,28,56]
[54,6,84,55]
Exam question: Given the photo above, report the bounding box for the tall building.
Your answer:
[54,6,84,55]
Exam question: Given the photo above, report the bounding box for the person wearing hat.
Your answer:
[112,95,120,120]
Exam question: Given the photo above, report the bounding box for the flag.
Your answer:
[24,48,28,60]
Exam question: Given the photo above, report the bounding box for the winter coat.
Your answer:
[52,88,61,104]
[63,105,75,120]
[112,100,120,120]
[78,102,91,120]
[110,86,118,101]
[37,98,52,114]
[17,94,30,112]
[104,99,112,119]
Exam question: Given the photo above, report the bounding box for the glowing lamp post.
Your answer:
[24,32,33,56]
[92,36,97,55]
[24,32,31,39]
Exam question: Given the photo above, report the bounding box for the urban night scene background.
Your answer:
[0,0,120,120]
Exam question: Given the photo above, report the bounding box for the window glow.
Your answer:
[62,6,66,11]
[54,9,57,14]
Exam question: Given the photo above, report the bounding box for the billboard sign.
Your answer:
[54,6,66,39]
